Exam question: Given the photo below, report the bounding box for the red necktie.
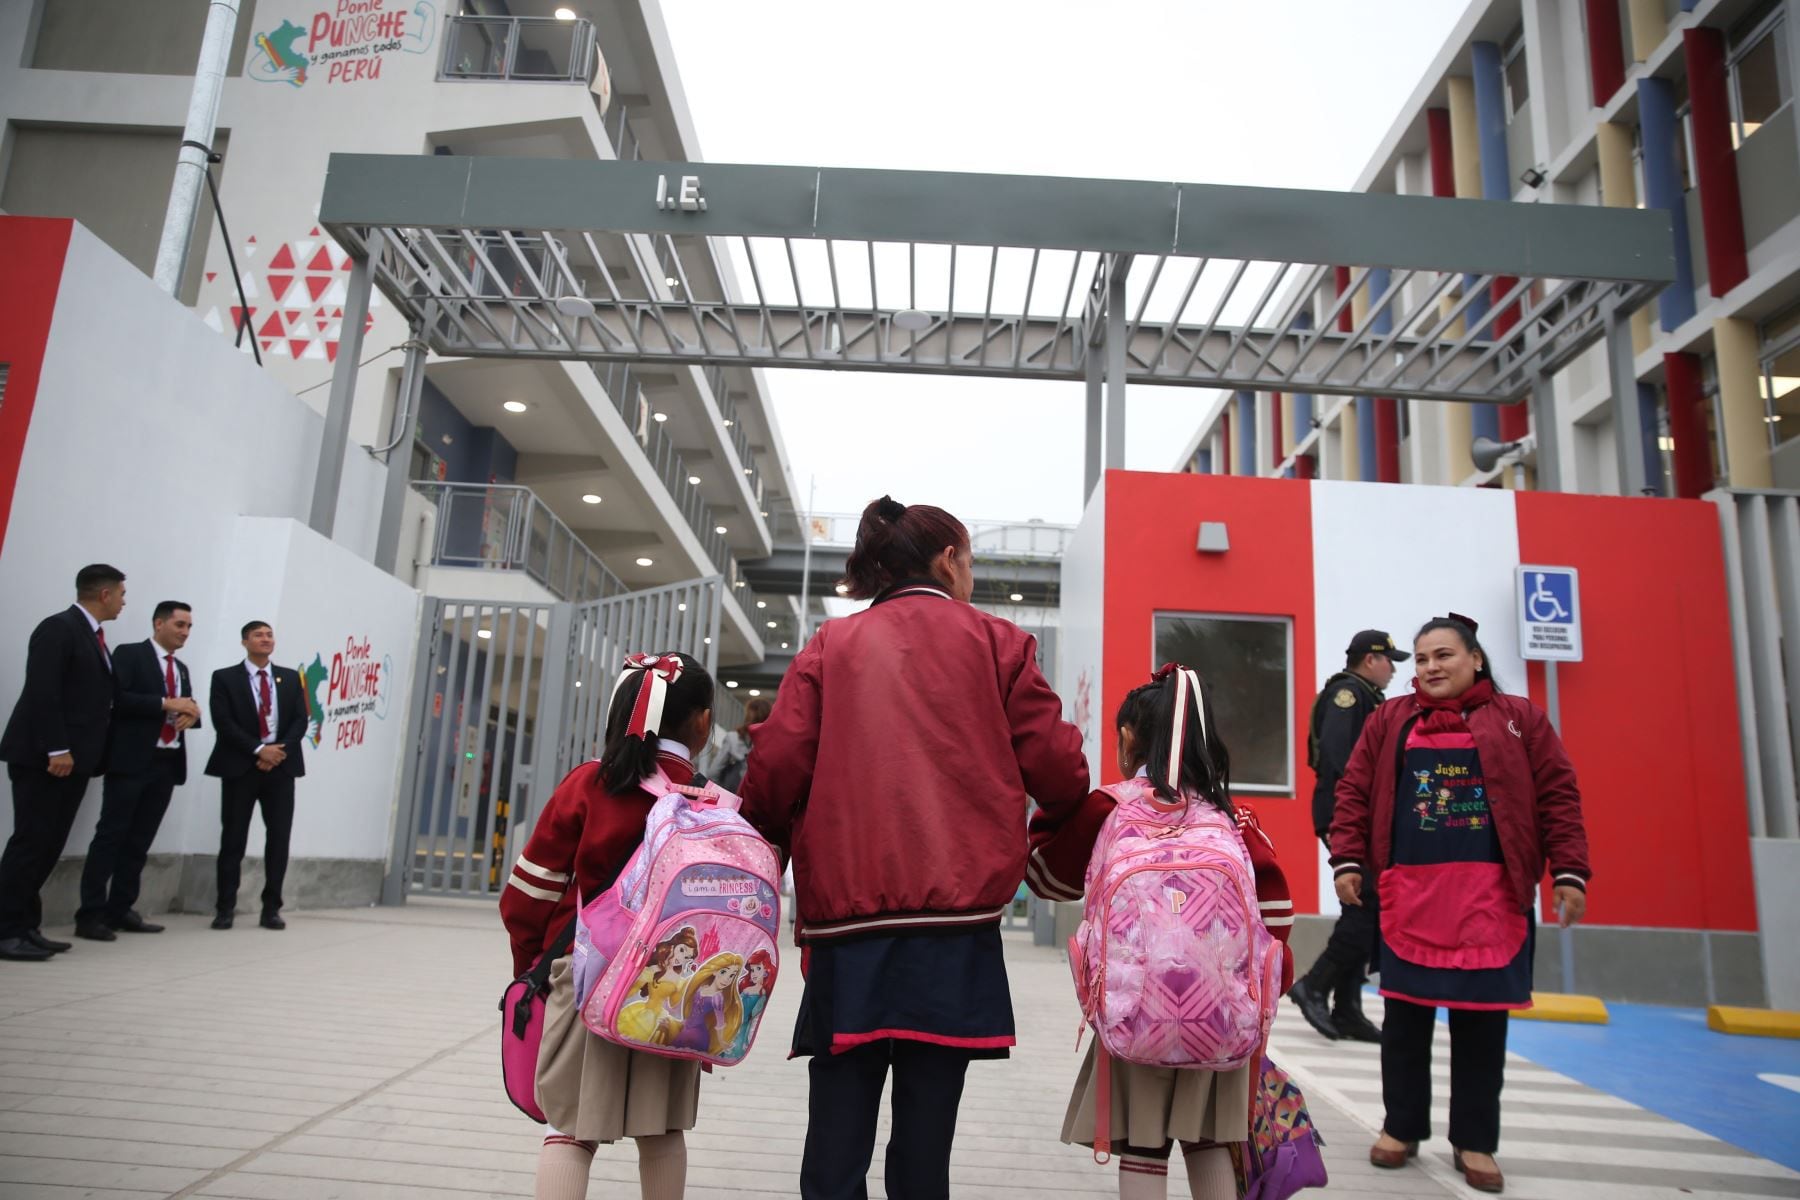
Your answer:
[257,670,272,740]
[160,654,179,745]
[95,626,109,664]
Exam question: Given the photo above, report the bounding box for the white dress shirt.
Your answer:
[244,659,279,745]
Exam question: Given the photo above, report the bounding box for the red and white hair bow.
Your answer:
[610,653,685,739]
[1151,662,1209,785]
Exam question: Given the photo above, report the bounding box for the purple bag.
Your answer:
[1242,1053,1328,1200]
[499,915,578,1124]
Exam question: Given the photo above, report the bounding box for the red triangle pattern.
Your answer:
[307,246,334,272]
[268,274,292,301]
[205,272,217,283]
[306,275,331,301]
[219,234,373,361]
[269,244,295,270]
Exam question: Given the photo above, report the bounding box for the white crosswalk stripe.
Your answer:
[1269,996,1800,1199]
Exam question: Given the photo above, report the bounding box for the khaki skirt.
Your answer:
[1060,1043,1251,1153]
[534,957,702,1143]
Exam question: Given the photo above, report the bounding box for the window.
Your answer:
[1503,33,1530,121]
[1760,303,1800,446]
[1151,613,1292,794]
[1729,8,1792,148]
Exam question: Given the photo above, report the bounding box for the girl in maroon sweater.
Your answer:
[499,651,715,1200]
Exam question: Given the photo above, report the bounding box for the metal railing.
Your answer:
[439,15,598,83]
[593,361,764,618]
[802,512,1075,558]
[412,481,623,603]
[605,102,642,162]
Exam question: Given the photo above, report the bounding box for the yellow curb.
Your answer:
[1707,1006,1800,1039]
[1513,992,1610,1024]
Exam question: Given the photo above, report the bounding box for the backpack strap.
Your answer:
[1092,1046,1113,1165]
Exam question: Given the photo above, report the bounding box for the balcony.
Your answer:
[439,15,599,84]
[413,481,623,603]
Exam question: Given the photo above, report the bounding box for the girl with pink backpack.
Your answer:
[1029,666,1297,1200]
[498,652,718,1200]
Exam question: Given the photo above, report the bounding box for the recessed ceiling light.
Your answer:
[780,642,789,649]
[1009,592,1024,602]
[553,7,578,20]
[755,601,767,609]
[677,602,687,612]
[581,493,601,504]
[653,412,668,423]
[574,680,582,687]
[703,637,712,645]
[761,510,770,517]
[476,629,492,639]
[835,584,849,595]
[766,620,777,629]
[554,294,594,316]
[715,525,728,534]
[635,557,654,567]
[893,308,932,331]
[726,680,739,688]
[503,400,528,413]
[748,689,761,697]
[665,275,679,287]
[723,419,733,427]
[688,475,701,485]
[743,467,753,475]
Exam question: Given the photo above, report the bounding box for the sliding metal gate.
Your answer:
[386,577,724,901]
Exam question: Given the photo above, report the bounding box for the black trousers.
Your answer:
[800,1038,973,1200]
[1381,997,1509,1153]
[216,771,295,914]
[1303,894,1380,1009]
[0,765,91,939]
[76,754,179,925]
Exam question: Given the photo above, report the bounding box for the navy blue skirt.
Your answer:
[790,926,1015,1058]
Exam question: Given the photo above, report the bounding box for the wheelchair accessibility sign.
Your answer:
[1517,565,1582,661]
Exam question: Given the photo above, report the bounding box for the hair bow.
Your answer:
[1152,662,1209,784]
[1446,612,1480,635]
[610,653,685,739]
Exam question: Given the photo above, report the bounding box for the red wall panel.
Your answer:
[0,218,75,556]
[1101,471,1320,913]
[1514,491,1755,931]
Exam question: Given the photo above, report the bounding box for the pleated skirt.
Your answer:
[1060,1043,1251,1153]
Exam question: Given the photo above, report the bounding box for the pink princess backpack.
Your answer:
[1069,670,1283,1159]
[570,771,782,1068]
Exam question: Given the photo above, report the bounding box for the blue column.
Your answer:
[1638,383,1663,496]
[1196,447,1213,474]
[1291,312,1316,439]
[1639,76,1699,332]
[1470,40,1510,446]
[1236,391,1256,475]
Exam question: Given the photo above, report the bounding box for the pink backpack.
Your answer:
[571,771,782,1067]
[1070,777,1282,1159]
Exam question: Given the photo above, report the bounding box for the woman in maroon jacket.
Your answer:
[741,495,1090,1200]
[499,652,715,1200]
[1329,615,1590,1195]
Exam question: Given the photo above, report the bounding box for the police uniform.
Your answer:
[1289,630,1407,1042]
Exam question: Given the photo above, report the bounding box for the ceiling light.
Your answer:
[574,680,582,687]
[554,294,594,317]
[755,600,767,609]
[665,275,679,287]
[748,689,761,697]
[893,308,932,331]
[780,641,789,649]
[726,680,739,688]
[734,580,745,587]
[476,629,492,639]
[703,637,712,645]
[688,474,702,485]
[554,6,578,20]
[835,583,849,595]
[503,400,528,413]
[677,602,687,611]
[723,419,733,427]
[1009,592,1024,602]
[1658,435,1675,451]
[761,510,770,517]
[653,412,668,423]
[581,493,601,504]
[743,467,753,475]
[635,557,654,566]
[715,525,728,534]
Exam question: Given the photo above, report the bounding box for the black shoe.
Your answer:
[24,929,71,953]
[74,921,117,942]
[0,936,54,961]
[211,911,235,930]
[110,911,164,934]
[259,911,286,930]
[1287,978,1341,1040]
[1333,1007,1383,1043]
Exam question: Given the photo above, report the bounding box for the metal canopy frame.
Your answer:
[319,155,1672,409]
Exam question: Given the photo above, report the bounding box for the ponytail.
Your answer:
[840,495,968,600]
[597,652,714,793]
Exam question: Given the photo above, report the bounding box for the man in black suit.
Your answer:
[0,564,127,961]
[206,621,307,930]
[75,601,203,941]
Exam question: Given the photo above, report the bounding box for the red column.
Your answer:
[1271,392,1284,472]
[1220,407,1232,475]
[1374,398,1401,482]
[1684,28,1749,296]
[1334,266,1353,332]
[1294,455,1316,480]
[1663,351,1713,497]
[1427,109,1455,197]
[1584,0,1626,107]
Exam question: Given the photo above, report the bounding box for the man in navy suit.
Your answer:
[0,564,127,961]
[206,621,307,930]
[75,601,202,941]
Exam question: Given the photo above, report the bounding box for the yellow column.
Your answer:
[1350,281,1370,329]
[1597,121,1654,354]
[1628,0,1666,62]
[1443,404,1475,482]
[1281,393,1296,459]
[1339,404,1361,481]
[1447,78,1482,200]
[1715,317,1772,487]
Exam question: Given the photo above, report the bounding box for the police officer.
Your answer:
[1287,629,1408,1041]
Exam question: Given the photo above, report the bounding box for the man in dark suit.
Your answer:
[75,601,203,941]
[0,564,128,961]
[206,621,307,930]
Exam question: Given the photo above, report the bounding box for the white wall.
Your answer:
[0,224,404,864]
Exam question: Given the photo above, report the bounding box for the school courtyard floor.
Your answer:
[0,900,1795,1199]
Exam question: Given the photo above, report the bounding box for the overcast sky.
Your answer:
[661,1,1472,526]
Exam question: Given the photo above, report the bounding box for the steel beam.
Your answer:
[309,254,372,538]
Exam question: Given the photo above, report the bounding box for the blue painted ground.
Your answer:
[1502,1001,1800,1170]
